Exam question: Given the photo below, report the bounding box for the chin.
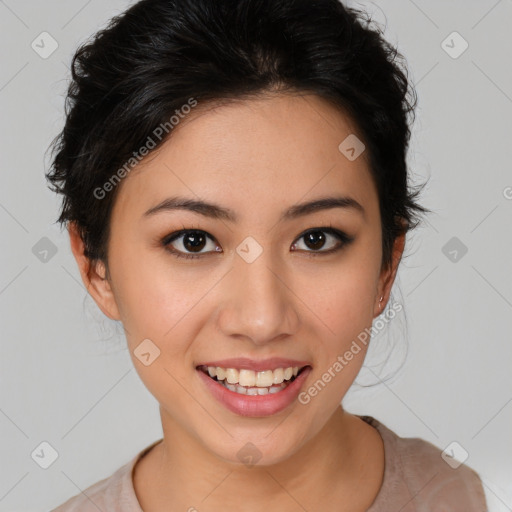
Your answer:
[202,429,307,469]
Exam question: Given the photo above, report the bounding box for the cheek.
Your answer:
[108,243,204,354]
[110,255,205,406]
[302,252,380,337]
[297,241,381,378]
[304,276,374,375]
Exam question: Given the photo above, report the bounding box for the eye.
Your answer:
[291,227,354,256]
[162,229,221,260]
[161,226,354,260]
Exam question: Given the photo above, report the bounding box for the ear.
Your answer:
[373,230,406,318]
[68,221,121,321]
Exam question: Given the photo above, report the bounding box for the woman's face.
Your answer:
[76,93,401,465]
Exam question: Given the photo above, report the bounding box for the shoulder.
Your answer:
[393,432,488,510]
[49,440,161,512]
[50,461,134,512]
[359,415,488,512]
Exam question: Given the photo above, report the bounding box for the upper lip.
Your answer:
[196,357,311,372]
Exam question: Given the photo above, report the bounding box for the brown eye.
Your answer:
[303,230,328,250]
[163,230,221,259]
[180,231,208,252]
[291,228,354,255]
[162,226,354,261]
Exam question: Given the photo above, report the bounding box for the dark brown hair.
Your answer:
[46,0,429,272]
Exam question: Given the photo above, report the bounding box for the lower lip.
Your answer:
[197,366,312,417]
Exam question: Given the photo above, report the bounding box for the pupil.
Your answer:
[184,232,205,252]
[305,231,325,250]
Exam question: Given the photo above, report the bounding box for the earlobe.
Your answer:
[373,231,406,318]
[67,221,121,321]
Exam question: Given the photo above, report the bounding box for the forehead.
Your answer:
[112,93,378,223]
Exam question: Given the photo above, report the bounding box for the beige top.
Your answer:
[50,415,488,511]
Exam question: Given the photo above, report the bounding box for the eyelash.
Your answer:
[161,226,355,260]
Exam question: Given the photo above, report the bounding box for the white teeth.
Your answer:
[256,370,274,387]
[225,368,239,384]
[239,369,256,387]
[204,365,302,387]
[220,380,287,395]
[235,384,247,395]
[273,368,284,384]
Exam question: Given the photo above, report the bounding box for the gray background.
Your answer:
[1,1,511,510]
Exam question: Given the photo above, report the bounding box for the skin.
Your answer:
[69,92,405,511]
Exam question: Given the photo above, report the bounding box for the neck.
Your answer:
[134,405,383,511]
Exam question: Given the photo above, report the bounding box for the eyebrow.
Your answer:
[143,195,365,222]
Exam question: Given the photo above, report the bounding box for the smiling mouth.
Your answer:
[197,364,310,395]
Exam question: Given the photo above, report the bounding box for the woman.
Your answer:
[47,0,488,510]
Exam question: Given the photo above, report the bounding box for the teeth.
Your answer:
[256,370,274,387]
[225,368,239,384]
[239,369,256,387]
[204,366,301,386]
[222,380,287,395]
[273,368,284,384]
[216,367,226,381]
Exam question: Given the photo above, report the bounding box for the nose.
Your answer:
[216,250,300,346]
